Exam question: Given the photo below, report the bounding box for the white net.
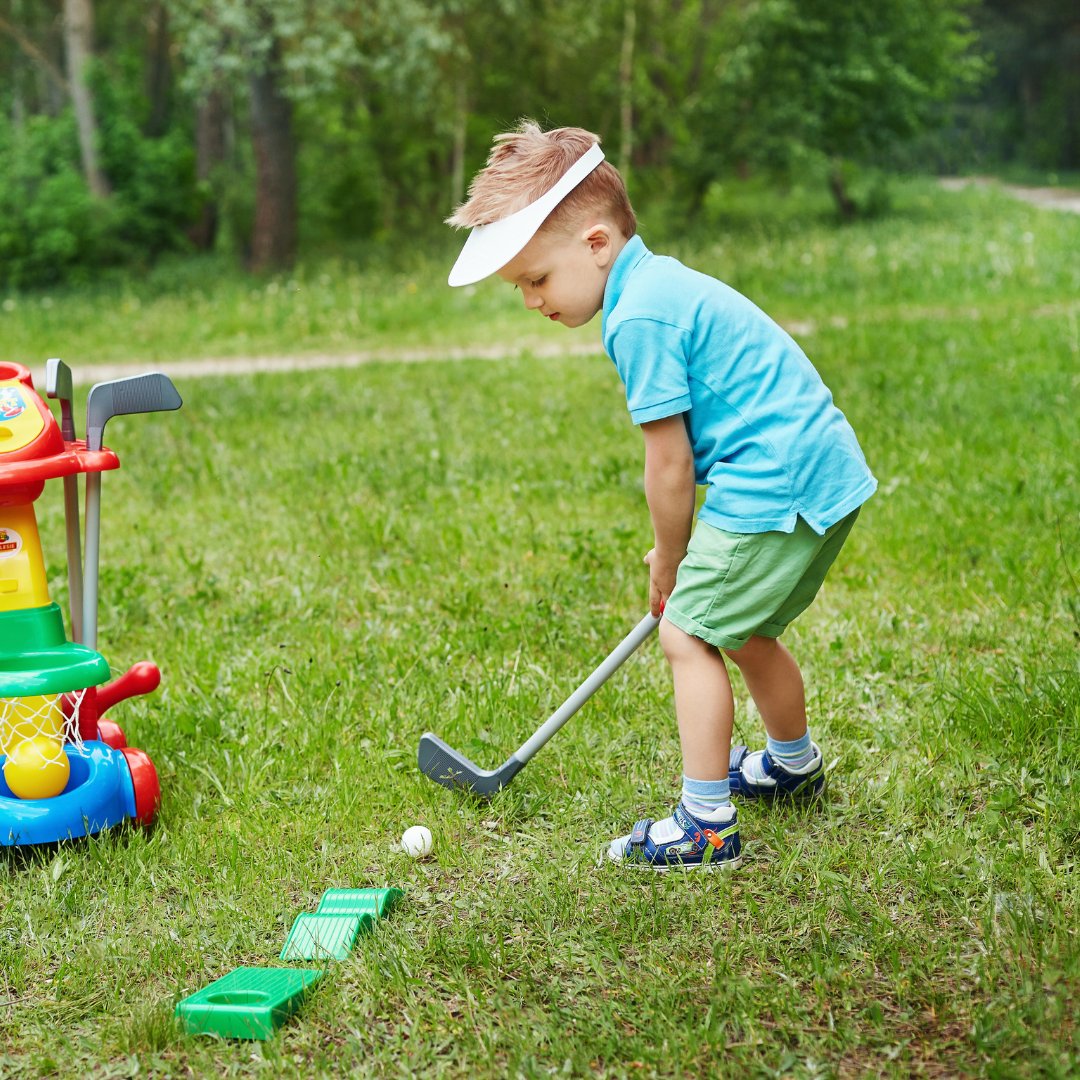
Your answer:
[0,690,87,800]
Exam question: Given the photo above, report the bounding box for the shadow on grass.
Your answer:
[0,819,158,874]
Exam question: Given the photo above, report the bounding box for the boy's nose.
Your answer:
[523,291,543,310]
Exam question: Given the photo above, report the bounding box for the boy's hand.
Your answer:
[644,548,681,617]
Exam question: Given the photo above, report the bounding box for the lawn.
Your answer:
[1,182,1078,1077]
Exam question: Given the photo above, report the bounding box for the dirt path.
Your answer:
[72,339,607,383]
[73,322,824,383]
[939,176,1080,213]
[72,179,1077,383]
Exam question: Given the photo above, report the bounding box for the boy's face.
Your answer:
[497,223,623,329]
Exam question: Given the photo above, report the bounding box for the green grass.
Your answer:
[1,178,1078,366]
[1,182,1078,1077]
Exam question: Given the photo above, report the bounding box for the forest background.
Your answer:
[1,0,1078,291]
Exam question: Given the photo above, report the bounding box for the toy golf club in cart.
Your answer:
[0,360,181,846]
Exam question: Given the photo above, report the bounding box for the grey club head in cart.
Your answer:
[85,373,183,452]
[80,372,183,649]
[45,358,77,442]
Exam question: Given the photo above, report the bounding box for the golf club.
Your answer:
[83,373,182,649]
[45,358,84,643]
[418,611,660,796]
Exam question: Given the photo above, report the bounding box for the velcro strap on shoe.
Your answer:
[672,803,707,851]
[629,818,653,851]
[729,745,749,771]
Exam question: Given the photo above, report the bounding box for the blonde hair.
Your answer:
[447,120,636,239]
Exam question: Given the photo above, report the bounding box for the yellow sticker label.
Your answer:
[0,382,45,453]
[0,528,23,559]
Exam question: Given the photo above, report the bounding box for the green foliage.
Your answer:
[0,68,197,289]
[0,1,1075,284]
[968,0,1080,170]
[165,0,362,92]
[679,0,988,214]
[0,114,115,287]
[294,101,382,245]
[95,75,199,253]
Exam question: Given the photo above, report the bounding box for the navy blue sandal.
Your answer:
[607,802,742,871]
[729,743,826,800]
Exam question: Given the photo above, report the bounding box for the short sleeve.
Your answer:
[607,317,692,424]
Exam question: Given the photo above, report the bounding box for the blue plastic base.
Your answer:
[0,740,137,846]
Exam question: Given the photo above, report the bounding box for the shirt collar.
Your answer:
[603,234,649,324]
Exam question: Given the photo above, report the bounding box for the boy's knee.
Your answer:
[723,634,777,667]
[659,616,713,663]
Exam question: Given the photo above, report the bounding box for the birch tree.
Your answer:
[63,0,110,197]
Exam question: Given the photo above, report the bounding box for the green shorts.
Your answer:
[664,509,860,651]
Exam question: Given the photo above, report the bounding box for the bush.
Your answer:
[0,97,197,290]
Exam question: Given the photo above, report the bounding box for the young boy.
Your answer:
[446,122,876,871]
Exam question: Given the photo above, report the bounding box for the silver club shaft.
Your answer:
[515,612,660,763]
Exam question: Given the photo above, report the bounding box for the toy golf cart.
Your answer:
[0,360,181,846]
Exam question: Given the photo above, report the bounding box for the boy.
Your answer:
[446,122,876,871]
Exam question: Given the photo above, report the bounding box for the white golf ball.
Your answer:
[401,825,433,858]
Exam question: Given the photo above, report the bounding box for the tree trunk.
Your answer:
[249,35,297,272]
[450,74,467,209]
[62,0,110,197]
[618,0,636,176]
[189,88,227,251]
[10,13,25,128]
[144,1,171,137]
[828,162,857,221]
[1019,72,1039,155]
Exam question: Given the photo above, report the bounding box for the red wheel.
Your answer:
[120,747,161,825]
[97,719,127,749]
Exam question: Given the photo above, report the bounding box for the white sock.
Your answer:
[741,735,819,782]
[681,775,732,818]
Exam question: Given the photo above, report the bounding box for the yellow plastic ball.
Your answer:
[3,735,70,800]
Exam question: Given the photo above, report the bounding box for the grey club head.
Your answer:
[417,734,526,798]
[418,613,660,798]
[85,373,182,451]
[45,358,77,442]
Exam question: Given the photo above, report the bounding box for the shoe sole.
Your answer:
[731,775,827,802]
[604,852,743,873]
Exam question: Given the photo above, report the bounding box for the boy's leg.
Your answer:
[608,511,863,862]
[730,509,861,737]
[662,617,734,779]
[724,636,820,784]
[721,513,862,796]
[606,618,740,869]
[724,635,806,743]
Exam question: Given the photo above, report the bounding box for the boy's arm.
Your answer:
[641,414,696,617]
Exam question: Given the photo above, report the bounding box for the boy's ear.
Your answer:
[583,224,613,263]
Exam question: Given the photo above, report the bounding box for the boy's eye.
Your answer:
[513,276,546,292]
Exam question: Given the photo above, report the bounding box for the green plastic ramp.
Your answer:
[175,966,321,1040]
[316,887,403,920]
[280,912,373,961]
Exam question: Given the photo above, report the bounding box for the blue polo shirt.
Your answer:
[602,236,876,535]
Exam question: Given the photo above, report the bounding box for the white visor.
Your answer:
[448,143,605,287]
